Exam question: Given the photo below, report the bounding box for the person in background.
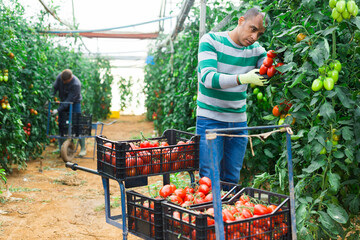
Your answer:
[52,69,86,157]
[196,7,269,184]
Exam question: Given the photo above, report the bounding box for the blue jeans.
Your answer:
[196,116,248,184]
[58,103,81,149]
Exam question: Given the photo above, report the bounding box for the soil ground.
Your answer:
[0,115,164,240]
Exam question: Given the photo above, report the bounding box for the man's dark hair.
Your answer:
[61,69,73,81]
[244,7,270,26]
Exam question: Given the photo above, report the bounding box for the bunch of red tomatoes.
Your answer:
[259,50,284,78]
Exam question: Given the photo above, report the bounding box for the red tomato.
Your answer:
[263,57,273,67]
[204,193,213,202]
[272,105,280,117]
[169,195,184,205]
[138,150,151,164]
[267,50,277,58]
[194,191,205,199]
[160,141,169,147]
[152,161,161,173]
[222,209,235,221]
[159,184,172,198]
[254,204,271,215]
[149,141,159,148]
[259,64,268,75]
[267,65,277,77]
[174,188,187,200]
[181,201,193,208]
[198,184,210,195]
[141,165,150,175]
[169,184,177,193]
[199,176,212,188]
[126,167,136,176]
[140,140,151,148]
[184,194,195,202]
[164,147,179,162]
[240,194,251,202]
[126,156,136,167]
[184,186,194,194]
[135,158,144,175]
[241,208,253,218]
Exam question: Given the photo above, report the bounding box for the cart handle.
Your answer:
[65,162,100,176]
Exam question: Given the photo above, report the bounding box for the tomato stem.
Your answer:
[332,27,337,59]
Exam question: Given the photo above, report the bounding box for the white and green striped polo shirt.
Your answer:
[197,31,266,122]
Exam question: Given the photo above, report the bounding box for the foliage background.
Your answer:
[0,1,113,172]
[144,0,360,238]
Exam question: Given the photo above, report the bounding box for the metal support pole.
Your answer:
[119,181,128,240]
[68,104,73,136]
[199,0,207,39]
[286,131,297,240]
[206,132,225,240]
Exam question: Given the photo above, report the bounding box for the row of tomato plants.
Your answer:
[0,1,113,172]
[144,0,360,238]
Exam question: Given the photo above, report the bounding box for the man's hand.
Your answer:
[52,109,58,116]
[238,69,267,86]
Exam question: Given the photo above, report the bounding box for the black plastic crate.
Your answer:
[96,129,200,181]
[126,181,241,240]
[127,190,165,240]
[59,112,92,137]
[162,187,291,240]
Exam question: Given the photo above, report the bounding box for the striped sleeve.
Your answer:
[198,34,238,90]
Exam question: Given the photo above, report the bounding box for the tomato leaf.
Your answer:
[289,73,305,88]
[318,211,339,235]
[350,17,360,30]
[320,26,338,36]
[333,151,344,159]
[344,149,354,161]
[302,158,326,173]
[308,126,320,143]
[341,126,353,141]
[264,149,274,158]
[343,194,360,214]
[290,87,309,100]
[328,172,341,193]
[326,203,349,224]
[296,203,308,226]
[309,40,329,67]
[319,102,336,121]
[262,114,276,120]
[335,86,353,109]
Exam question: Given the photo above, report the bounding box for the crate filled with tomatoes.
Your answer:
[96,129,199,181]
[162,187,291,240]
[127,177,242,240]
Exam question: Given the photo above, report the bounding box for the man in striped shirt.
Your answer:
[196,8,269,184]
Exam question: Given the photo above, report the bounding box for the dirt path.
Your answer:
[0,115,160,240]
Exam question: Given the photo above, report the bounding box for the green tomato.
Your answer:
[257,92,263,101]
[319,65,327,75]
[328,70,339,83]
[347,0,356,15]
[333,60,342,72]
[0,76,3,82]
[193,95,197,101]
[250,83,256,88]
[336,0,346,13]
[320,147,326,155]
[324,77,335,91]
[253,88,260,95]
[332,8,341,19]
[332,140,338,146]
[3,76,8,82]
[278,118,285,126]
[329,0,337,8]
[6,104,11,110]
[342,9,351,19]
[311,78,323,91]
[262,97,267,102]
[336,15,343,22]
[353,4,359,16]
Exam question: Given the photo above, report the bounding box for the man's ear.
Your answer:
[238,16,245,26]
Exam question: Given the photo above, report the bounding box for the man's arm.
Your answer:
[57,84,81,112]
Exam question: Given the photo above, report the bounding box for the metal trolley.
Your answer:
[46,101,116,162]
[206,124,296,240]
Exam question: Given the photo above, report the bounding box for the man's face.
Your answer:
[236,15,266,46]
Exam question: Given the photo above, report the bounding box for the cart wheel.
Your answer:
[61,139,76,163]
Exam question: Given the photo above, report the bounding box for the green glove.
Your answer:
[238,69,266,86]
